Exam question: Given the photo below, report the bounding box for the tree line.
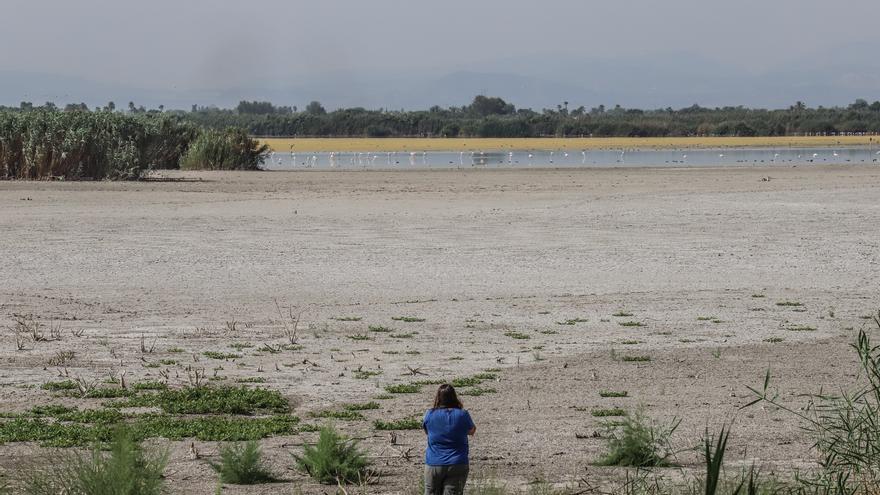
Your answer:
[5,96,880,139]
[189,97,880,138]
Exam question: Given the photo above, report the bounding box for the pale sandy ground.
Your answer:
[0,165,879,493]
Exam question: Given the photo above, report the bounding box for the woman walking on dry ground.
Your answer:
[423,384,476,495]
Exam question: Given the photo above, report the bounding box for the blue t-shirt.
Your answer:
[423,408,474,466]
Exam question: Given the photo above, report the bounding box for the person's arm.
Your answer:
[465,410,476,436]
[468,425,476,436]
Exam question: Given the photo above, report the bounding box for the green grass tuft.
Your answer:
[293,426,370,485]
[210,440,276,485]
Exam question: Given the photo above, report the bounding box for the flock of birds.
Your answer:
[267,148,880,169]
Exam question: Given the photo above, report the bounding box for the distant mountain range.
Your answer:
[2,48,877,111]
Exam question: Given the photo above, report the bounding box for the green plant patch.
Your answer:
[776,301,803,307]
[203,351,242,360]
[786,325,817,332]
[353,370,382,380]
[504,331,530,340]
[133,381,168,391]
[392,316,425,323]
[599,390,629,398]
[592,408,628,417]
[132,414,300,442]
[557,318,588,326]
[451,377,482,387]
[368,325,393,333]
[414,379,446,386]
[374,418,421,430]
[343,402,380,411]
[384,384,421,394]
[472,373,498,381]
[86,387,134,399]
[310,410,365,421]
[618,321,646,327]
[333,316,362,322]
[620,355,651,362]
[236,377,267,384]
[613,312,634,317]
[41,380,78,392]
[113,386,288,415]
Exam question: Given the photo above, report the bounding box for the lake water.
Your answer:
[264,147,880,170]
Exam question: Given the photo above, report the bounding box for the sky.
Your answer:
[2,0,879,109]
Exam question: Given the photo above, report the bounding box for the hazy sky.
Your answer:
[2,0,879,108]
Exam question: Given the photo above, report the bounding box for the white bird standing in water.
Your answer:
[581,150,587,163]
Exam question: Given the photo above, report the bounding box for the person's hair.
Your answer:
[433,384,463,409]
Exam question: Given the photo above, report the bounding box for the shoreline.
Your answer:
[262,135,880,152]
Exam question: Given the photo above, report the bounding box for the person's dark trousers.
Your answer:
[425,464,469,495]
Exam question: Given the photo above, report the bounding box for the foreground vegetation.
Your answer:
[0,110,268,180]
[2,311,879,493]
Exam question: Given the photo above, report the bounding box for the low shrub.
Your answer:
[294,426,370,484]
[595,411,679,467]
[18,428,167,495]
[210,441,276,485]
[179,127,268,171]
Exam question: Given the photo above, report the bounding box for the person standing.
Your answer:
[423,384,476,495]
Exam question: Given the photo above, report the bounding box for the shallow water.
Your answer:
[264,147,880,170]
